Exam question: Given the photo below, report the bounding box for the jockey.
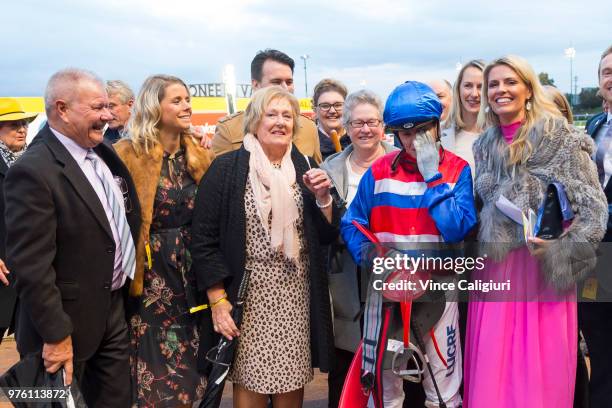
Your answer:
[340,81,477,408]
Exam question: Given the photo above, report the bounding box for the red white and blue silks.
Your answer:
[340,150,476,406]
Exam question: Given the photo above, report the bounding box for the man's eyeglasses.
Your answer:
[349,119,382,129]
[317,102,344,112]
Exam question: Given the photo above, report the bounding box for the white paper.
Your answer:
[495,195,524,225]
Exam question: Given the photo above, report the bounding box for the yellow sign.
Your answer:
[9,96,313,114]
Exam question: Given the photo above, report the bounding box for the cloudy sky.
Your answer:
[1,0,609,99]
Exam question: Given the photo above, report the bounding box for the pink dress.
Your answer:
[463,123,577,408]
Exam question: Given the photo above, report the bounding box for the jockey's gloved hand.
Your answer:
[414,130,440,181]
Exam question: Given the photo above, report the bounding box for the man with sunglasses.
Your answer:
[341,81,476,407]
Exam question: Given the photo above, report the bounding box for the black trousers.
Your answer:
[73,290,131,408]
[578,302,612,408]
[328,347,354,408]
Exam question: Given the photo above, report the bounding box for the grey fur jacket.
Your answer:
[473,118,608,290]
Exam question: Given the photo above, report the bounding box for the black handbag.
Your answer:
[0,353,87,408]
[535,183,574,239]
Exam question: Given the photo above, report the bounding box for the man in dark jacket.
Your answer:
[580,44,612,408]
[103,80,134,143]
[5,68,141,407]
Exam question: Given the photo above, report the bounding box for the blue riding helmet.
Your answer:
[383,81,442,130]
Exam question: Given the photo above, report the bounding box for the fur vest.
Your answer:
[473,118,608,290]
[114,135,215,296]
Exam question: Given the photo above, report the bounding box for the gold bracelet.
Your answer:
[210,293,227,307]
[211,297,228,308]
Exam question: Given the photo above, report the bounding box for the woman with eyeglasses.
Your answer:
[0,98,37,344]
[313,79,351,160]
[114,75,215,407]
[441,60,486,178]
[319,89,396,407]
[464,55,607,407]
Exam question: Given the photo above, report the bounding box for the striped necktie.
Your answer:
[86,151,136,288]
[595,119,612,186]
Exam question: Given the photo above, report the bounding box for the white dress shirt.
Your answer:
[50,127,127,288]
[345,152,363,206]
[594,113,612,186]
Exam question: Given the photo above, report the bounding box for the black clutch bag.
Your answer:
[0,353,87,408]
[536,183,573,240]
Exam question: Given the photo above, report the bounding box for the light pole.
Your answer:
[223,64,237,114]
[574,75,578,106]
[564,47,576,107]
[300,54,310,97]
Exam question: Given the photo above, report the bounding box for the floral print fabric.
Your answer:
[128,149,206,407]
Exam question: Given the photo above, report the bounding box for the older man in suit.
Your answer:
[4,68,141,407]
[580,44,612,408]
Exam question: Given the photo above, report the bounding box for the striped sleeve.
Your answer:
[340,168,375,265]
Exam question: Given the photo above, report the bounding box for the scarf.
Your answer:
[242,133,300,260]
[0,140,26,167]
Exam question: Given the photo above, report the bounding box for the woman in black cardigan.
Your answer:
[191,86,340,408]
[0,98,37,344]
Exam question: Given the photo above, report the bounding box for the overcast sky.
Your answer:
[1,0,609,99]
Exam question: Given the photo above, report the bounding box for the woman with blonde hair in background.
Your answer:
[544,85,574,124]
[463,55,607,407]
[115,74,214,407]
[441,59,485,176]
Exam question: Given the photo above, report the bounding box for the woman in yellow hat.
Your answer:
[0,97,37,344]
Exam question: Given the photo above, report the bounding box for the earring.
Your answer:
[526,100,532,111]
[484,106,490,113]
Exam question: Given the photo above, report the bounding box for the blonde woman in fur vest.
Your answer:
[463,56,607,407]
[115,75,214,407]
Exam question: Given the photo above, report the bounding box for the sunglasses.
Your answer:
[113,176,133,213]
[2,120,29,130]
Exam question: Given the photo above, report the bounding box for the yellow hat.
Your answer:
[0,98,38,123]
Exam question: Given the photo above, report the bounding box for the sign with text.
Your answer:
[188,83,253,98]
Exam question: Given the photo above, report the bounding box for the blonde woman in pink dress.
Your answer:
[464,55,607,408]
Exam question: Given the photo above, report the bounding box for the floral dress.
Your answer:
[128,149,206,407]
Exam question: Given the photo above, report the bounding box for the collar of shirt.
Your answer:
[607,112,612,125]
[318,125,331,138]
[49,127,90,165]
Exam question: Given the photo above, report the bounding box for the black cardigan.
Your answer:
[191,145,341,372]
[0,157,17,333]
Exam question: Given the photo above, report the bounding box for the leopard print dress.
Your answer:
[228,180,313,394]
